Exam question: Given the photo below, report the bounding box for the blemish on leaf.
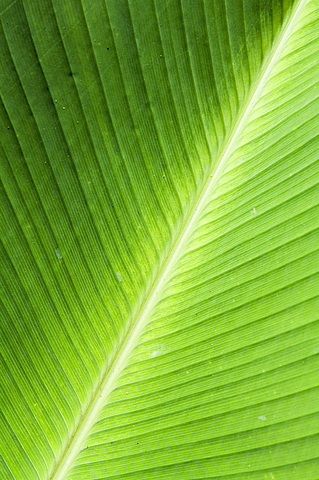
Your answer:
[150,343,166,358]
[116,272,122,282]
[55,249,63,260]
[258,415,267,421]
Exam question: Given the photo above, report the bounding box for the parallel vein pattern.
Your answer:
[1,0,319,479]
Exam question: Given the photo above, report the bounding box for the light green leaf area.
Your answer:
[1,0,319,479]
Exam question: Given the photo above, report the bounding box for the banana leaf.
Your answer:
[1,0,319,479]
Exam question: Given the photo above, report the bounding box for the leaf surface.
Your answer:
[1,0,319,479]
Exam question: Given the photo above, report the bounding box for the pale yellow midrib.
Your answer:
[48,2,306,478]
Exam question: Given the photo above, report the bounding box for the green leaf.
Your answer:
[1,0,319,479]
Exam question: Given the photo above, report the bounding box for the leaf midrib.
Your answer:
[48,1,305,478]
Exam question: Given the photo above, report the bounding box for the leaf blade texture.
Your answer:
[1,0,319,479]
